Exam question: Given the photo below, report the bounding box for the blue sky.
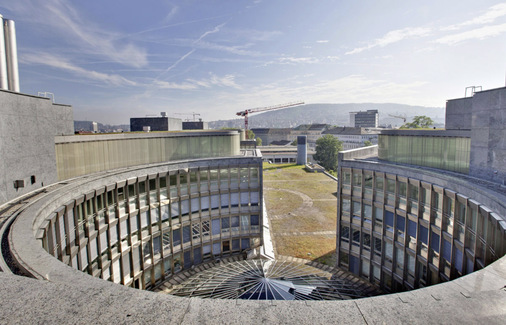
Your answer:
[1,0,506,124]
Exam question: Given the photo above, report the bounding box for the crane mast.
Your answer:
[236,101,304,138]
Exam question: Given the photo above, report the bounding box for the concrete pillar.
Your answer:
[296,135,307,165]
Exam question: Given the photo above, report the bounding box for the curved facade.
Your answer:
[22,156,262,290]
[337,149,505,292]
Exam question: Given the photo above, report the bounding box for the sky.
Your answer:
[1,0,506,124]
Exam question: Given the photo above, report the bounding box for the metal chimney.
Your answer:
[0,14,8,90]
[4,18,19,92]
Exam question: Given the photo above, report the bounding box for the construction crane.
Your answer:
[388,114,407,123]
[236,101,304,138]
[175,112,201,121]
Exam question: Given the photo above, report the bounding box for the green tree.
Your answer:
[256,137,262,146]
[314,135,343,171]
[363,140,373,147]
[291,138,297,146]
[401,116,434,129]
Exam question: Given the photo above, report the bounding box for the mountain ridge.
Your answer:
[209,103,445,129]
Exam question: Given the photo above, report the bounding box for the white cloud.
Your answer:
[154,74,241,90]
[436,23,506,44]
[316,40,329,43]
[346,27,432,55]
[4,0,148,68]
[21,52,137,86]
[278,57,320,64]
[443,3,506,31]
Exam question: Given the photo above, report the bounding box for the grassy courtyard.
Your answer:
[263,163,338,265]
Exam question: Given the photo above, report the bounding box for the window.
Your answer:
[396,215,405,238]
[352,201,361,220]
[395,247,404,271]
[363,204,372,224]
[202,220,210,238]
[385,210,394,232]
[221,217,230,234]
[338,223,349,239]
[352,229,360,247]
[374,237,382,258]
[173,228,181,247]
[183,225,191,244]
[431,232,440,254]
[342,171,351,184]
[362,233,371,251]
[342,199,351,213]
[212,219,220,236]
[385,242,393,263]
[374,207,383,227]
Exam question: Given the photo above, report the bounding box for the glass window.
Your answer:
[407,254,415,274]
[202,220,210,237]
[396,247,404,270]
[342,199,351,213]
[173,228,181,247]
[353,173,362,187]
[375,176,384,191]
[341,226,350,242]
[385,242,393,262]
[385,210,394,232]
[342,171,351,184]
[431,232,440,254]
[396,216,405,233]
[353,201,361,217]
[183,225,191,244]
[364,204,372,224]
[192,223,200,240]
[231,216,240,233]
[408,220,417,238]
[386,179,395,193]
[352,229,360,246]
[361,259,370,277]
[221,217,230,233]
[442,239,451,261]
[374,207,383,226]
[362,233,371,251]
[420,225,428,244]
[374,237,382,257]
[212,219,220,235]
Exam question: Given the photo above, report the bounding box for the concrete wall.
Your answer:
[468,87,506,185]
[446,97,472,130]
[0,90,73,205]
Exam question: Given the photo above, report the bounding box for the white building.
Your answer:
[323,127,380,150]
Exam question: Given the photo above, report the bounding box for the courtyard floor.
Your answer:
[263,163,338,266]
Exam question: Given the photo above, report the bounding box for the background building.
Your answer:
[182,120,208,130]
[350,110,379,128]
[323,127,380,150]
[130,113,182,132]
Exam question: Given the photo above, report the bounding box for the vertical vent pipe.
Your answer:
[4,18,19,92]
[0,14,8,90]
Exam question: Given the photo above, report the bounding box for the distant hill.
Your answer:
[74,121,130,133]
[209,103,445,129]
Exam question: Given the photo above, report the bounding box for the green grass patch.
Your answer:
[274,235,336,262]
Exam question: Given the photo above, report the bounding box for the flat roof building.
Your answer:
[350,109,379,128]
[130,113,182,132]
